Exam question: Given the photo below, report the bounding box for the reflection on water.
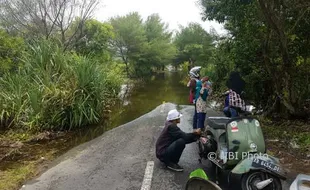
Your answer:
[106,71,190,129]
[72,71,190,145]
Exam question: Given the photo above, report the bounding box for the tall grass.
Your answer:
[0,40,122,132]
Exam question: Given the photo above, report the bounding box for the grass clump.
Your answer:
[0,39,123,132]
[262,119,310,152]
[0,162,36,190]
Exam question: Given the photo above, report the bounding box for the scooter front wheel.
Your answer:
[241,171,282,190]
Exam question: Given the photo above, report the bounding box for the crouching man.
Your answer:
[155,109,201,172]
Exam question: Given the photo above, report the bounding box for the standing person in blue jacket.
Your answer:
[193,76,210,131]
[188,66,202,130]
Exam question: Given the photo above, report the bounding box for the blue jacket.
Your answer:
[195,81,209,102]
[200,88,209,101]
[194,80,202,102]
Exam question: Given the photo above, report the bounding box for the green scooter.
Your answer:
[196,72,286,189]
[186,169,310,190]
[197,115,286,190]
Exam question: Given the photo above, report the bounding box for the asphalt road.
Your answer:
[22,103,292,190]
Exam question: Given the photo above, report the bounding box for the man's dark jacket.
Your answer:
[155,120,198,159]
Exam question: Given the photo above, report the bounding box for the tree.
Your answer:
[174,23,214,68]
[0,0,99,50]
[109,12,148,77]
[198,0,310,118]
[73,19,114,61]
[144,14,176,71]
[110,12,177,78]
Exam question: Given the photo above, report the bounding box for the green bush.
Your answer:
[0,39,122,131]
[179,61,190,86]
[0,30,25,74]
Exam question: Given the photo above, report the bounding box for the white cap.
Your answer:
[167,109,183,121]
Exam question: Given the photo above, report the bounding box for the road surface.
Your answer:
[22,103,292,190]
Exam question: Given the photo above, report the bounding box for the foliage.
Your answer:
[262,119,310,152]
[0,0,99,50]
[73,19,115,61]
[198,0,310,118]
[144,14,177,71]
[110,12,176,78]
[0,40,122,131]
[173,23,215,68]
[0,161,36,190]
[0,30,25,74]
[179,61,191,86]
[109,12,148,77]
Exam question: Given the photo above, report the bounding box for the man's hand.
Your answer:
[193,128,202,135]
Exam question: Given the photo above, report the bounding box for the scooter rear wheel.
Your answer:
[241,171,282,190]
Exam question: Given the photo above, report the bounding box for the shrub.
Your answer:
[0,39,122,131]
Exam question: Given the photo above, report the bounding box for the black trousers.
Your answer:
[161,138,187,165]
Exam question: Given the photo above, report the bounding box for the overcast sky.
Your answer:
[94,0,227,35]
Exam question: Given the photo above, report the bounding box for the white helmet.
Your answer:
[167,109,183,121]
[189,66,201,78]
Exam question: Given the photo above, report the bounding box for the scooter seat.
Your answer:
[206,117,231,129]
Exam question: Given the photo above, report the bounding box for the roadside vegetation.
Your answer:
[173,0,310,174]
[0,0,309,189]
[0,0,177,189]
[0,1,178,136]
[175,0,310,119]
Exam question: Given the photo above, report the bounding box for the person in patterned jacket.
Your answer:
[223,89,245,117]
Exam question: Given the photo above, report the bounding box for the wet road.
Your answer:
[22,103,292,190]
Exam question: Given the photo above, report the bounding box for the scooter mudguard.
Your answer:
[186,169,222,190]
[231,155,287,180]
[189,168,209,180]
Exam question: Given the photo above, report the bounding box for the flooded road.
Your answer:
[16,70,296,190]
[71,71,190,145]
[1,71,190,190]
[107,71,189,128]
[22,103,292,190]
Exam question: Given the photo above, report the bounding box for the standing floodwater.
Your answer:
[107,71,190,129]
[71,71,190,145]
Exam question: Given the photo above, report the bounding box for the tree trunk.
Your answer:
[258,0,297,116]
[125,62,129,77]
